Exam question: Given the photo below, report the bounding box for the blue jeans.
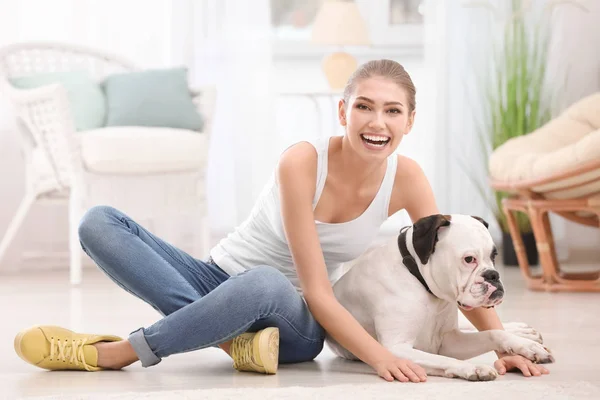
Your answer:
[78,205,325,367]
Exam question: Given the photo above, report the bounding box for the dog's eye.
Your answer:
[464,256,475,264]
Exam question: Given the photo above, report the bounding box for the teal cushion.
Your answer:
[10,71,107,131]
[102,67,204,131]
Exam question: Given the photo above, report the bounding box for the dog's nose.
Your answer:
[481,269,500,283]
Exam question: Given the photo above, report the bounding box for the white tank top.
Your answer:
[209,136,398,292]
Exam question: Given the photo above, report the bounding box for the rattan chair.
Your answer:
[489,93,600,292]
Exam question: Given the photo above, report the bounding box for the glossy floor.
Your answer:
[1,262,599,398]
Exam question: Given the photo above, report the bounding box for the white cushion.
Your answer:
[489,92,600,198]
[79,126,209,174]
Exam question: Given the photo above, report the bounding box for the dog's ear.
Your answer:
[412,214,451,265]
[471,215,489,229]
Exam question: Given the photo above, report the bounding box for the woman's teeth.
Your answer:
[360,134,390,147]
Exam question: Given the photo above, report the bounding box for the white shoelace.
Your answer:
[49,337,91,371]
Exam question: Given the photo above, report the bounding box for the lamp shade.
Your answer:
[311,1,370,46]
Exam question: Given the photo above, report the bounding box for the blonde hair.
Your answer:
[343,59,416,112]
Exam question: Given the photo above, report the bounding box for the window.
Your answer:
[270,0,425,47]
[389,0,424,25]
[271,0,325,41]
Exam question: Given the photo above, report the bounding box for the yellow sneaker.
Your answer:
[230,327,279,374]
[14,325,123,371]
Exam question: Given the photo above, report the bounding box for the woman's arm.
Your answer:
[276,143,426,383]
[460,307,503,331]
[389,156,438,222]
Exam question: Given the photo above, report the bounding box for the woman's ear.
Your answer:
[406,110,416,133]
[338,99,347,126]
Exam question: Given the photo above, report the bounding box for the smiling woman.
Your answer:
[336,60,416,160]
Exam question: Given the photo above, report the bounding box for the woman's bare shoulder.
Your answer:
[389,154,438,219]
[277,141,318,177]
[280,141,318,161]
[395,154,424,179]
[276,141,319,193]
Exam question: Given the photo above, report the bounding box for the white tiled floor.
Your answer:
[1,262,600,398]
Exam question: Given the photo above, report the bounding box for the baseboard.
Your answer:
[18,251,96,272]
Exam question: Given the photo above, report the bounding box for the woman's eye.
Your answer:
[356,104,369,110]
[388,108,401,114]
[464,256,475,264]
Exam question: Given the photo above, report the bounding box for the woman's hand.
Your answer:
[370,355,428,383]
[494,355,550,377]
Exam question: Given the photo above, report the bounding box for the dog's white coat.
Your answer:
[328,214,553,381]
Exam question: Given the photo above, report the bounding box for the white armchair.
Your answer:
[0,42,216,284]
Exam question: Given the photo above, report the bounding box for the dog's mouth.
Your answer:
[457,278,504,311]
[457,301,474,311]
[458,294,503,310]
[457,300,497,310]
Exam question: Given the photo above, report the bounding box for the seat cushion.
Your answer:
[80,127,209,174]
[489,93,600,198]
[102,67,204,131]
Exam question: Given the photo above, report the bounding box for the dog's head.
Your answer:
[403,214,504,310]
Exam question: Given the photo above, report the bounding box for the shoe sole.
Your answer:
[256,327,279,374]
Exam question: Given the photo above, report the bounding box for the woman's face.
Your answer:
[339,76,415,159]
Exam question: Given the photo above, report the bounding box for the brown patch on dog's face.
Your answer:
[412,214,451,265]
[471,216,489,229]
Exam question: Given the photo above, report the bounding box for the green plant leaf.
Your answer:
[459,0,580,233]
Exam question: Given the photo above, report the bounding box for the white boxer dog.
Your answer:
[328,214,554,381]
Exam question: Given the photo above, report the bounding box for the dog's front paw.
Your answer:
[504,339,555,364]
[503,322,543,344]
[445,364,498,381]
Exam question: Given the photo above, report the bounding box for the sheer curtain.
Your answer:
[426,0,570,254]
[180,0,277,240]
[427,0,495,223]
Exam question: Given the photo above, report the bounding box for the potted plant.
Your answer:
[462,0,585,265]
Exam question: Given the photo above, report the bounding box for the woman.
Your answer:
[14,60,548,382]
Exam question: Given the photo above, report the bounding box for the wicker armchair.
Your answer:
[490,93,600,292]
[0,42,216,284]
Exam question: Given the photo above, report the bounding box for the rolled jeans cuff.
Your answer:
[128,328,161,367]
